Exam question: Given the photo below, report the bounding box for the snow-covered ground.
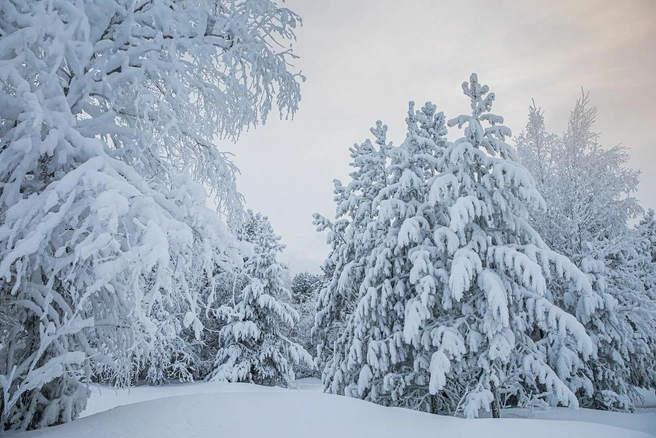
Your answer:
[7,379,655,438]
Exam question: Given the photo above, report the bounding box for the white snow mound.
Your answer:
[7,382,655,438]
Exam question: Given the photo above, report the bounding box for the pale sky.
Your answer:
[226,0,656,274]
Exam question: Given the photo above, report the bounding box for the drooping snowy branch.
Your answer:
[0,0,303,430]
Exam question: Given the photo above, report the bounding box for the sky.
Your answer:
[226,0,656,274]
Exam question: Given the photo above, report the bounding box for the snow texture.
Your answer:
[5,381,654,438]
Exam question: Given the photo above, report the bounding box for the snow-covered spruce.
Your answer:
[316,74,604,418]
[636,209,656,301]
[291,272,322,305]
[286,272,322,377]
[313,121,392,391]
[330,102,451,411]
[432,75,602,417]
[209,211,312,386]
[0,0,302,431]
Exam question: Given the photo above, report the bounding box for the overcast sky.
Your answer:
[226,0,656,274]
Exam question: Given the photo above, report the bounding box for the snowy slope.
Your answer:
[5,380,655,438]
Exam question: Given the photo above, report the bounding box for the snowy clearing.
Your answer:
[6,379,655,438]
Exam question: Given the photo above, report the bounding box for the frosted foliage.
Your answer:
[427,74,600,416]
[637,210,656,298]
[312,119,392,389]
[319,101,454,411]
[210,211,312,387]
[515,96,641,257]
[515,94,656,410]
[315,75,604,419]
[286,272,321,377]
[0,0,302,431]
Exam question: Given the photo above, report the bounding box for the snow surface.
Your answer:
[6,379,655,438]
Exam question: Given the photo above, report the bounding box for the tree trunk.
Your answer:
[430,393,439,414]
[489,380,501,419]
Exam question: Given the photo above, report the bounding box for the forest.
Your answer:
[0,0,654,435]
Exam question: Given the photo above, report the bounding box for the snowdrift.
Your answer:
[8,381,655,438]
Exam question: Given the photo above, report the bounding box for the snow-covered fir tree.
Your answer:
[515,92,656,410]
[291,272,322,304]
[286,272,321,377]
[0,0,302,430]
[317,74,604,418]
[327,101,450,410]
[210,211,312,386]
[403,75,601,417]
[636,209,656,299]
[313,121,391,388]
[589,230,656,404]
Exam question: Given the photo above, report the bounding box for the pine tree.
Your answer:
[189,269,250,381]
[286,272,321,377]
[316,75,603,418]
[637,210,656,299]
[330,101,449,410]
[210,211,312,386]
[590,229,656,404]
[0,0,302,430]
[313,121,391,391]
[417,74,600,417]
[290,272,322,304]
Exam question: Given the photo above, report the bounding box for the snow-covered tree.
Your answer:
[558,93,640,253]
[210,211,312,386]
[0,0,302,430]
[326,101,449,410]
[313,121,391,386]
[285,272,321,377]
[317,74,603,419]
[182,269,249,381]
[589,230,656,404]
[290,272,321,304]
[513,102,560,247]
[516,94,642,253]
[403,75,601,417]
[515,92,655,410]
[636,210,656,298]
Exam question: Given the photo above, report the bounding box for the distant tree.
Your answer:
[513,102,560,247]
[286,272,322,377]
[291,272,322,304]
[186,269,249,381]
[210,211,312,386]
[589,230,656,404]
[637,210,656,298]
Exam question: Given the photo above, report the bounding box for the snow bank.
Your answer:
[637,388,656,408]
[7,382,654,438]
